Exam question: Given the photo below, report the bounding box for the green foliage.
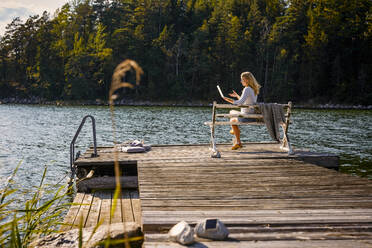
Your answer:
[0,163,71,247]
[64,24,112,100]
[0,0,371,104]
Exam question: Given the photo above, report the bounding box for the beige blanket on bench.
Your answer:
[259,103,286,142]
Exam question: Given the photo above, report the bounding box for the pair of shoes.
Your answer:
[229,129,234,135]
[231,143,242,150]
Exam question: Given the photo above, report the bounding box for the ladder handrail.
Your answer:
[70,115,98,174]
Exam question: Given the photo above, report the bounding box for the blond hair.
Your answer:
[241,72,261,96]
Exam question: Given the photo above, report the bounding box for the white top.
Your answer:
[233,86,257,114]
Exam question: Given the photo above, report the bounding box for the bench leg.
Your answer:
[209,124,221,158]
[280,124,294,155]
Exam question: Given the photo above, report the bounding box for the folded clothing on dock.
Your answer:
[121,146,146,153]
[101,140,151,153]
[120,140,152,152]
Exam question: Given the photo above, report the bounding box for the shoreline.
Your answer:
[0,98,371,110]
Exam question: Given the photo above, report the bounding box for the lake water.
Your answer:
[0,104,371,195]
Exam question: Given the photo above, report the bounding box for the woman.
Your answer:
[223,72,261,150]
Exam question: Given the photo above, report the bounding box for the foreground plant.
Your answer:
[109,59,143,248]
[0,163,71,247]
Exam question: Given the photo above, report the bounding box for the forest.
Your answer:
[0,0,371,105]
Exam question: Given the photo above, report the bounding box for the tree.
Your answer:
[64,24,112,100]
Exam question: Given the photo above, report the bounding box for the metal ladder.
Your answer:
[70,115,99,179]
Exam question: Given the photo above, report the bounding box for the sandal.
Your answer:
[231,143,242,150]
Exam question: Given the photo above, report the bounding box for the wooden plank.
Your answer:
[137,165,327,172]
[137,179,369,187]
[138,177,372,188]
[142,209,372,214]
[137,163,347,174]
[141,209,372,226]
[138,164,331,171]
[145,231,372,241]
[139,199,372,211]
[72,193,93,229]
[141,205,372,211]
[138,184,372,192]
[144,240,372,248]
[137,158,333,166]
[138,157,338,166]
[138,190,372,199]
[137,161,320,168]
[121,190,134,222]
[140,197,372,206]
[84,191,103,228]
[137,174,365,183]
[137,167,335,173]
[98,191,111,225]
[142,209,372,217]
[138,160,340,171]
[111,190,122,224]
[61,192,85,231]
[131,190,142,227]
[139,184,372,192]
[226,224,372,233]
[138,181,370,189]
[139,191,372,199]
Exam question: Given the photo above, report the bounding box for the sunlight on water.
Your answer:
[0,105,371,194]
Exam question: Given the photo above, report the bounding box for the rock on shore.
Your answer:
[30,222,143,248]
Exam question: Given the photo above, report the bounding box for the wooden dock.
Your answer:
[63,142,372,247]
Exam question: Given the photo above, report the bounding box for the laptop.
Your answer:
[217,85,224,98]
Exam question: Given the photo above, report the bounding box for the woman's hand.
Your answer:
[229,90,239,98]
[223,97,233,104]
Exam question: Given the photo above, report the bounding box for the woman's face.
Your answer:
[241,77,248,86]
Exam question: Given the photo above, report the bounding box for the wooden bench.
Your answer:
[204,101,293,157]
